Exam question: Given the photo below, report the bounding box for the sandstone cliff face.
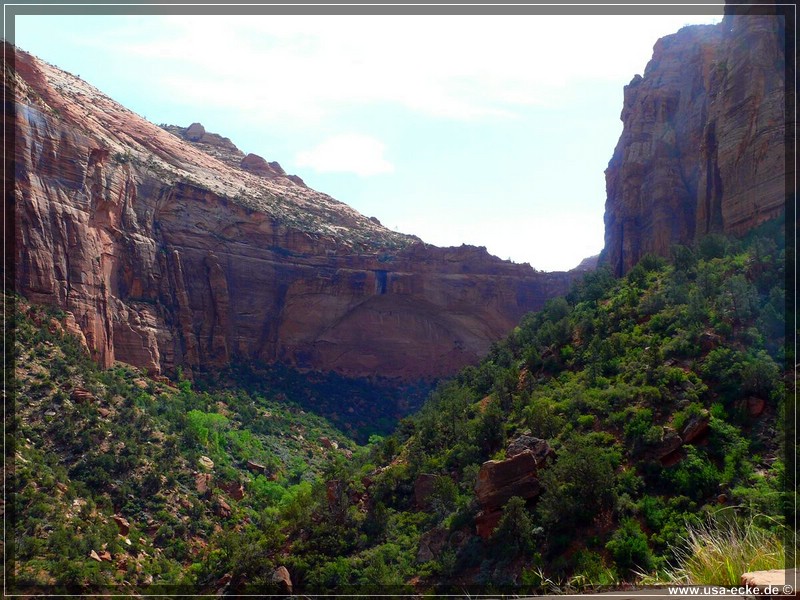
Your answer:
[602,10,791,275]
[473,436,553,539]
[8,47,574,379]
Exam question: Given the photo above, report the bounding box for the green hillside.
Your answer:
[7,218,795,595]
[9,297,358,594]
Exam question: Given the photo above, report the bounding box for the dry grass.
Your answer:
[661,514,787,586]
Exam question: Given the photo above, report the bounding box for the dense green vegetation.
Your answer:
[7,219,795,594]
[8,298,359,593]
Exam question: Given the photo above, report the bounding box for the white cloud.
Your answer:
[54,13,724,124]
[394,211,605,272]
[14,11,725,269]
[295,134,394,176]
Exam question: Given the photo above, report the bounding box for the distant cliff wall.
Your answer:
[8,47,574,380]
[602,9,791,275]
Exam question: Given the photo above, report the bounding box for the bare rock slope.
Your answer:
[8,47,574,379]
[602,10,791,275]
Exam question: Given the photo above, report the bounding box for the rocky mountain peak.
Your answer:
[185,121,206,140]
[9,44,577,380]
[601,12,789,275]
[160,123,306,187]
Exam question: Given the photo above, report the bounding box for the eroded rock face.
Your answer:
[474,450,543,512]
[602,10,791,275]
[638,427,684,463]
[8,46,577,380]
[112,515,130,536]
[213,496,231,518]
[271,566,293,595]
[473,441,552,538]
[416,528,448,563]
[475,509,503,540]
[240,153,287,179]
[679,410,711,444]
[246,460,268,475]
[506,434,554,462]
[220,481,245,501]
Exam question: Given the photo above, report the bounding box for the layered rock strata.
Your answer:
[8,47,574,379]
[602,9,791,275]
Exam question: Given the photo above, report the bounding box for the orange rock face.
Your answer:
[602,11,791,275]
[472,440,552,538]
[474,451,543,512]
[8,46,576,380]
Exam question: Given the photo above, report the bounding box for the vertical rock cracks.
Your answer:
[11,46,578,380]
[602,11,790,275]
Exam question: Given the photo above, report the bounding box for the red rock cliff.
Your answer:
[602,8,792,275]
[7,47,574,379]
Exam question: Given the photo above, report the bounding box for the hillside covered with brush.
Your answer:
[8,218,793,594]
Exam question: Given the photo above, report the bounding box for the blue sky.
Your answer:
[13,12,723,271]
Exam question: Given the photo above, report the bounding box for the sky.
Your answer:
[12,10,724,271]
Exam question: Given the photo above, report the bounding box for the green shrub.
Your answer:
[666,446,720,501]
[697,234,729,260]
[491,496,540,558]
[537,435,619,530]
[523,398,565,439]
[606,517,653,575]
[671,402,705,433]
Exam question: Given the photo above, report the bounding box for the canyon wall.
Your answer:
[7,48,574,380]
[602,9,792,275]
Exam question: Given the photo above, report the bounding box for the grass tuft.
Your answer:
[661,513,787,586]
